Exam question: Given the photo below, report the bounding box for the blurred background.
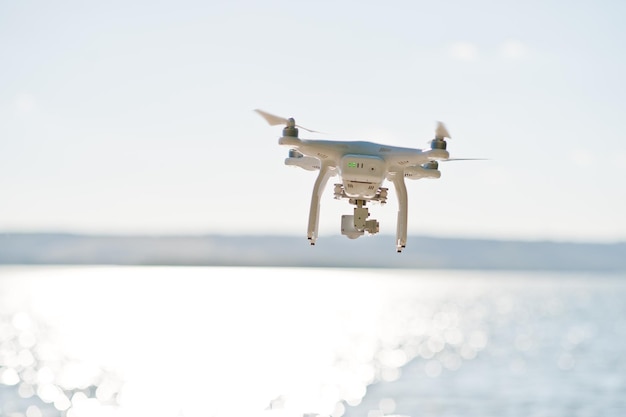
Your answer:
[2,0,625,243]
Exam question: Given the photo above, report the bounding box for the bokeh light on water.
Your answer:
[1,266,625,417]
[0,295,122,417]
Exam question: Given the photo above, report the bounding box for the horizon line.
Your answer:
[1,231,624,245]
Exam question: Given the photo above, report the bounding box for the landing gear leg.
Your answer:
[390,173,408,252]
[307,164,334,245]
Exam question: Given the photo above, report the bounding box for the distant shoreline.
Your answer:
[1,232,625,271]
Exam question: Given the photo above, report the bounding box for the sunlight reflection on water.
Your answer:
[0,267,625,417]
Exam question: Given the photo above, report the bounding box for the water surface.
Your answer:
[0,266,624,417]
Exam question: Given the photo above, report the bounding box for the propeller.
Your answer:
[423,157,488,170]
[254,109,322,133]
[443,158,489,161]
[426,121,452,147]
[435,121,451,140]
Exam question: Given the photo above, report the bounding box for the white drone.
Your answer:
[256,109,478,252]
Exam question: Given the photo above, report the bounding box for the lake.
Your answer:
[0,266,624,417]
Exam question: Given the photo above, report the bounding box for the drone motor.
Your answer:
[431,121,451,150]
[283,119,298,138]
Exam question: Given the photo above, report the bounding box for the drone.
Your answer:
[255,109,480,252]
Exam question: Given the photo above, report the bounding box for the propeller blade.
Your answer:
[443,158,489,162]
[254,109,324,134]
[297,125,324,134]
[435,121,451,139]
[254,109,289,126]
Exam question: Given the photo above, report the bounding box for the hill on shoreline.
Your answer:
[1,232,625,271]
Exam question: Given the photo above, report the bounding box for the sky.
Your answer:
[1,0,625,243]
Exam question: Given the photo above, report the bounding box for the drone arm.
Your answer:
[389,173,408,252]
[307,163,334,245]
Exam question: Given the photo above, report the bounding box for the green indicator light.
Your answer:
[347,162,357,168]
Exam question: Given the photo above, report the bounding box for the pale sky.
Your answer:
[2,0,625,242]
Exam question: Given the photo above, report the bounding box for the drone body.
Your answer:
[255,109,457,252]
